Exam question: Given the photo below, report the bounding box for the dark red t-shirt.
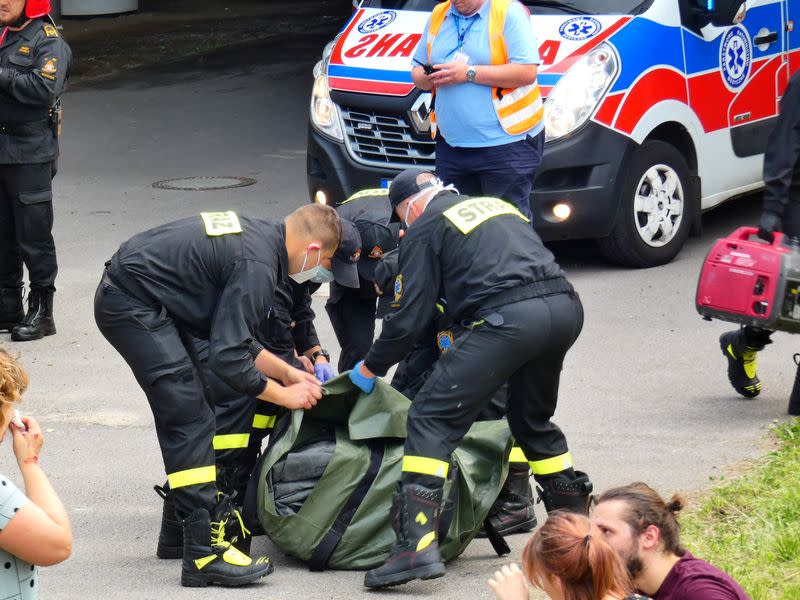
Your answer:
[652,552,751,600]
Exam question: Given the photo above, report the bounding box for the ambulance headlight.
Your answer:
[544,43,619,142]
[310,68,344,142]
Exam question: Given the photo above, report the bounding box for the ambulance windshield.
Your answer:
[364,0,653,15]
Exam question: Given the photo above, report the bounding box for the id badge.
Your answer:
[453,50,470,64]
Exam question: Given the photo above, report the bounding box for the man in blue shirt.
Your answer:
[412,0,543,221]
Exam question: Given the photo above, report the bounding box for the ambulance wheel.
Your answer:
[598,141,693,268]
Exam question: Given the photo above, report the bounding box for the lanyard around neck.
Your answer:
[446,13,478,59]
[0,27,8,47]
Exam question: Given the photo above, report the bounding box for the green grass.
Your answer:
[681,419,800,600]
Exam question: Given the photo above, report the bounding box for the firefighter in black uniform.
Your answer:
[348,169,593,589]
[326,188,400,372]
[94,205,346,587]
[719,69,800,401]
[375,247,537,539]
[155,221,362,561]
[0,0,71,341]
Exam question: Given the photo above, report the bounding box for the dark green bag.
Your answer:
[255,375,512,570]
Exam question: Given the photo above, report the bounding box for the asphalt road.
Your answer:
[0,34,795,600]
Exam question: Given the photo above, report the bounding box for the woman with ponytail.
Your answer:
[488,511,647,600]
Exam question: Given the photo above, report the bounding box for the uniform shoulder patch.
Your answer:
[436,330,454,353]
[43,24,59,38]
[393,274,403,302]
[41,57,58,80]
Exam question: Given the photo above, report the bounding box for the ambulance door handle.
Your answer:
[754,31,778,45]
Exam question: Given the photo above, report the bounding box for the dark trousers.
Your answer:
[94,278,217,521]
[391,325,508,421]
[192,338,281,500]
[325,282,378,372]
[0,162,57,291]
[403,292,583,481]
[435,132,544,222]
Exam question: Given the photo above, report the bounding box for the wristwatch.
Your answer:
[466,66,477,82]
[312,349,331,362]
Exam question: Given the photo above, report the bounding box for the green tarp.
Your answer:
[256,374,512,570]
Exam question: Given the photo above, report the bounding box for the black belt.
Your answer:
[0,119,50,135]
[477,278,574,313]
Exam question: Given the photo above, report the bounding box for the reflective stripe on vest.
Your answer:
[426,0,543,138]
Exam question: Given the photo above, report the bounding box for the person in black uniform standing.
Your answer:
[348,169,593,589]
[719,69,800,401]
[94,205,347,587]
[325,189,400,372]
[0,0,71,341]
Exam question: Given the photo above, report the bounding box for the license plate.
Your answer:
[380,178,392,189]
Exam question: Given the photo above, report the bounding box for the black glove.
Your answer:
[758,211,782,242]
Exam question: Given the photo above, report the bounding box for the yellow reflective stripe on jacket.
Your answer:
[443,197,529,235]
[168,465,216,489]
[427,0,543,138]
[529,452,573,476]
[509,446,528,463]
[252,414,276,430]
[341,188,390,204]
[402,456,449,479]
[212,434,250,450]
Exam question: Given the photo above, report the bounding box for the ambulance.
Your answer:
[307,0,799,266]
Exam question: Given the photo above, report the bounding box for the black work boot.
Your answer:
[720,329,769,398]
[535,470,593,515]
[364,483,446,589]
[11,289,56,341]
[478,465,536,538]
[155,483,183,559]
[180,499,273,588]
[0,288,24,332]
[220,493,252,556]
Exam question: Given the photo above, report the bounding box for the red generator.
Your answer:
[696,227,800,334]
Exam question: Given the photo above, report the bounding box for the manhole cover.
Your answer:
[153,176,257,191]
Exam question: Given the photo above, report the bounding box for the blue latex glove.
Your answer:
[349,360,376,394]
[314,362,335,383]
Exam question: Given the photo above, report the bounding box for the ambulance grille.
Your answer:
[341,107,436,168]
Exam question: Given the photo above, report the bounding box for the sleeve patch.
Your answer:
[41,57,58,80]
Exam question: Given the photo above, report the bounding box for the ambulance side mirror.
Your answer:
[689,0,747,27]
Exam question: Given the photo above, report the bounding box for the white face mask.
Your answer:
[403,178,456,226]
[290,246,323,284]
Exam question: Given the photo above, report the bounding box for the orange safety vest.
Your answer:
[426,0,544,139]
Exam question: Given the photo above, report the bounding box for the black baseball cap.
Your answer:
[388,168,438,212]
[331,219,361,288]
[355,219,400,281]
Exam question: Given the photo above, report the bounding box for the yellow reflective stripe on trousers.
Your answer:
[509,447,528,463]
[529,452,573,476]
[252,414,276,430]
[402,456,449,479]
[168,465,216,489]
[212,433,250,450]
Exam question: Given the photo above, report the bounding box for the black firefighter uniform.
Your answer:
[94,212,287,521]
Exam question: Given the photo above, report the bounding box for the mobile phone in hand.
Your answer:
[413,58,438,75]
[11,410,25,430]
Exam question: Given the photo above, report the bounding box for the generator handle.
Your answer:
[729,226,784,246]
